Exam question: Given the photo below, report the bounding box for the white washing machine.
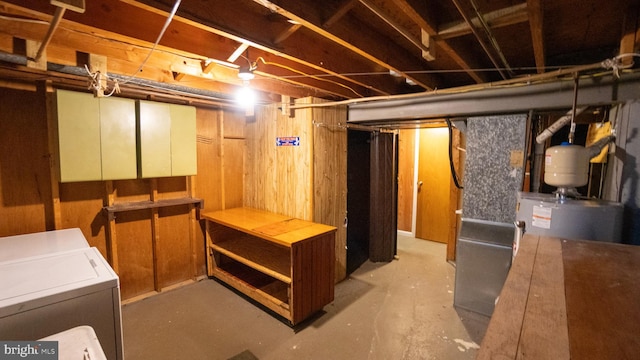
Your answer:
[0,228,89,261]
[0,229,123,360]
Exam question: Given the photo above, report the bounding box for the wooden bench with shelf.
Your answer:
[202,207,336,325]
[478,234,640,359]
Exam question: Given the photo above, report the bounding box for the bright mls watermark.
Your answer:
[0,341,58,359]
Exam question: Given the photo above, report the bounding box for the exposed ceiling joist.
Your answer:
[247,0,440,90]
[0,0,636,102]
[619,3,640,66]
[527,0,546,73]
[358,0,434,60]
[437,3,528,40]
[391,0,488,84]
[450,0,510,80]
[322,0,359,28]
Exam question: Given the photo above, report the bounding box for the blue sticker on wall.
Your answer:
[276,137,300,146]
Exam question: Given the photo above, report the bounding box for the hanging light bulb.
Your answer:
[237,64,255,81]
[235,82,256,108]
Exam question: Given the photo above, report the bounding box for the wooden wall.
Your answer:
[0,84,244,301]
[245,98,348,282]
[0,87,53,237]
[311,99,348,283]
[244,100,314,220]
[397,129,416,233]
[0,83,344,299]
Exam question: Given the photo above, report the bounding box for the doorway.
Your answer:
[346,130,370,274]
[346,129,398,275]
[416,127,453,243]
[397,126,463,261]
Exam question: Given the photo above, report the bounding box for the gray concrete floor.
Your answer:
[122,235,489,360]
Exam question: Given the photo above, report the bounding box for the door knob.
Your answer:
[418,181,423,192]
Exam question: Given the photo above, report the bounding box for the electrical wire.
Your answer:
[445,118,464,189]
[120,0,182,84]
[84,0,183,96]
[254,56,365,98]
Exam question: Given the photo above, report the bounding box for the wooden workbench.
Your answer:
[478,234,640,359]
[201,207,336,325]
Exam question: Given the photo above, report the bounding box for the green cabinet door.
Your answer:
[137,100,172,178]
[137,101,197,178]
[100,96,137,180]
[57,90,102,182]
[170,104,197,176]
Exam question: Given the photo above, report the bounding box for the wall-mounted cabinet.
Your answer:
[56,90,137,182]
[55,90,196,182]
[137,101,197,178]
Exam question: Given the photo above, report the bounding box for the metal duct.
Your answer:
[348,72,640,124]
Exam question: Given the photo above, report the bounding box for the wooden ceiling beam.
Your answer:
[620,3,640,66]
[322,0,359,29]
[358,0,434,60]
[391,0,488,84]
[451,0,509,80]
[527,0,546,73]
[0,5,349,100]
[273,23,302,45]
[437,3,528,40]
[131,0,400,96]
[246,0,441,90]
[3,0,385,98]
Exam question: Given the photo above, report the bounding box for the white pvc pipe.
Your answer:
[535,107,587,144]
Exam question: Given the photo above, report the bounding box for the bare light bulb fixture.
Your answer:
[238,64,255,81]
[235,82,256,108]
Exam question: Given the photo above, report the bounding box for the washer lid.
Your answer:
[0,228,89,263]
[0,247,118,317]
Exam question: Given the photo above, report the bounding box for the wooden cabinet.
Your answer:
[56,90,137,182]
[136,100,197,178]
[202,207,336,325]
[55,90,196,182]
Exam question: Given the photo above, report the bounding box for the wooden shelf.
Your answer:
[211,236,291,283]
[203,207,336,325]
[103,197,203,220]
[211,267,291,320]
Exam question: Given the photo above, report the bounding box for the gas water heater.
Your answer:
[517,139,623,243]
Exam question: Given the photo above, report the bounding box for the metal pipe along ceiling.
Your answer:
[468,0,513,76]
[450,0,510,79]
[0,51,236,103]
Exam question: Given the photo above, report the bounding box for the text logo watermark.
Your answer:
[0,341,58,360]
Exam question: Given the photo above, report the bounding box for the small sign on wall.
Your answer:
[276,137,300,146]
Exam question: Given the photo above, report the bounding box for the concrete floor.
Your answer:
[122,235,489,360]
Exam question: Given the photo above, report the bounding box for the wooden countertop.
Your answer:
[201,207,336,247]
[478,234,640,359]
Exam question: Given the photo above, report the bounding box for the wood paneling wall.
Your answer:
[311,99,348,283]
[0,85,344,298]
[245,100,314,220]
[0,85,245,301]
[245,98,348,282]
[0,88,53,236]
[222,111,246,210]
[397,129,416,233]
